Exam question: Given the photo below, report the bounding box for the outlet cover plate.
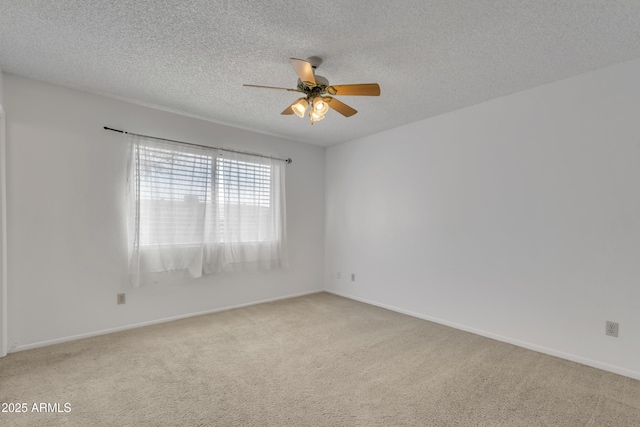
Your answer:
[606,321,618,337]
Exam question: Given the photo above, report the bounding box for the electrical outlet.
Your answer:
[337,272,341,279]
[351,273,355,282]
[606,321,618,337]
[117,293,126,305]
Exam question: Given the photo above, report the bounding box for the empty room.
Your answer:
[1,1,640,425]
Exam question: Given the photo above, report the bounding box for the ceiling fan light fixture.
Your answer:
[291,98,309,118]
[243,57,379,124]
[312,97,329,115]
[310,110,326,122]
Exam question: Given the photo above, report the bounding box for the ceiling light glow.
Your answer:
[313,97,329,115]
[291,98,309,118]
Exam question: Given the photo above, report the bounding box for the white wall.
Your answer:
[4,74,325,350]
[0,69,6,357]
[325,58,640,379]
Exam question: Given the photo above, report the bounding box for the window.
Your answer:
[128,134,287,286]
[215,157,275,243]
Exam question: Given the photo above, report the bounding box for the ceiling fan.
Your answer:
[243,57,380,124]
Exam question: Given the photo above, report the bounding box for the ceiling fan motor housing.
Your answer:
[297,75,330,95]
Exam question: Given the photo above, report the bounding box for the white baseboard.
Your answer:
[325,290,640,381]
[9,289,323,353]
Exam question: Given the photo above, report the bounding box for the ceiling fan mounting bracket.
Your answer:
[306,56,323,69]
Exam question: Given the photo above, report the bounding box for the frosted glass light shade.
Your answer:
[291,98,309,118]
[310,110,325,122]
[313,98,329,115]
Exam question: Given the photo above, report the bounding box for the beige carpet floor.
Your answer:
[1,292,639,426]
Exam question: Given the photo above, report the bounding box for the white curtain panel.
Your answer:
[127,134,288,286]
[203,150,288,274]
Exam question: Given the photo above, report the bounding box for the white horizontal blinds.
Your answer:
[137,142,212,246]
[215,157,274,243]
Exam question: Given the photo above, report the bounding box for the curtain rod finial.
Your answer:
[103,126,125,133]
[286,158,292,164]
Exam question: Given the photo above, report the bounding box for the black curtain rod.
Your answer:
[103,127,292,164]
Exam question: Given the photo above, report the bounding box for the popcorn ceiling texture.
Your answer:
[1,0,639,146]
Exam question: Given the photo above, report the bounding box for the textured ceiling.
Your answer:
[1,1,640,146]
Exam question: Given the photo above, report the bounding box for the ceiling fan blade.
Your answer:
[325,97,357,117]
[243,84,303,92]
[326,84,380,96]
[290,58,316,86]
[281,101,297,115]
